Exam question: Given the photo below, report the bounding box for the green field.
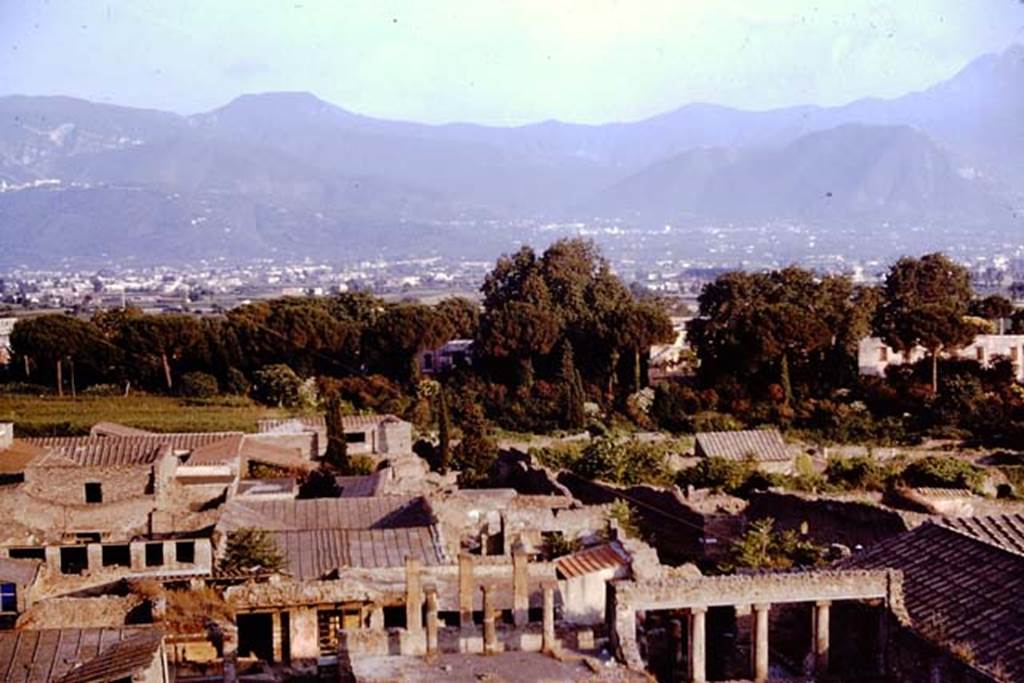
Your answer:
[0,394,290,437]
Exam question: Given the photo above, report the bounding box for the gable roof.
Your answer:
[26,432,241,455]
[272,527,447,579]
[839,520,1024,679]
[556,542,630,580]
[257,414,400,434]
[694,429,789,462]
[28,441,171,468]
[184,434,244,466]
[0,627,161,683]
[218,496,434,532]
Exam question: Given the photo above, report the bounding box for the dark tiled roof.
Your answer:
[556,543,629,580]
[0,627,161,682]
[337,471,387,498]
[219,496,433,532]
[272,527,447,579]
[694,429,789,462]
[941,514,1024,556]
[840,522,1024,679]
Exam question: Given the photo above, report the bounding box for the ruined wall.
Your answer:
[16,595,143,629]
[11,489,155,541]
[246,433,317,460]
[24,464,153,504]
[378,421,412,454]
[745,491,914,550]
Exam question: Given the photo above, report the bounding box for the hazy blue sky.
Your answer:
[2,1,1022,125]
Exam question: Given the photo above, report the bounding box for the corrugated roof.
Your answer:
[185,434,244,466]
[88,422,155,438]
[555,543,629,580]
[27,432,240,455]
[272,527,447,579]
[29,441,171,468]
[0,627,161,683]
[218,496,433,532]
[840,522,1024,679]
[694,429,789,462]
[257,414,399,433]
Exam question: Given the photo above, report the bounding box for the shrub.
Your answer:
[346,454,377,476]
[252,364,303,408]
[81,383,121,397]
[180,371,220,398]
[570,437,673,487]
[297,466,341,499]
[901,456,986,493]
[720,518,826,573]
[824,455,896,492]
[219,528,286,575]
[223,367,250,396]
[693,411,744,433]
[676,455,780,496]
[607,499,642,540]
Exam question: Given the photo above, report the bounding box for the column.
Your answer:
[271,611,283,663]
[369,606,384,630]
[480,530,489,556]
[129,541,146,571]
[86,544,103,573]
[194,538,213,571]
[482,584,497,654]
[405,557,423,633]
[163,541,176,567]
[813,600,830,675]
[425,586,439,655]
[44,546,61,573]
[752,603,770,683]
[458,553,474,631]
[512,550,529,627]
[542,581,556,653]
[690,606,707,683]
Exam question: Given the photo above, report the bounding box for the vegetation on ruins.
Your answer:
[219,528,286,575]
[720,518,826,573]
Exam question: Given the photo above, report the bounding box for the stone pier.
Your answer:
[542,580,556,653]
[512,550,529,627]
[482,584,497,655]
[752,603,770,683]
[458,553,474,631]
[425,586,439,655]
[814,600,831,675]
[405,557,423,633]
[689,606,707,683]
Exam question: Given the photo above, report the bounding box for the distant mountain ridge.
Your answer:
[0,44,1021,265]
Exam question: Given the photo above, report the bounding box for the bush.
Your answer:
[180,371,220,398]
[219,528,286,575]
[693,411,744,433]
[825,455,896,492]
[223,367,250,396]
[901,456,986,493]
[676,456,781,497]
[720,517,826,573]
[252,364,303,408]
[570,437,673,487]
[346,454,377,476]
[81,383,122,397]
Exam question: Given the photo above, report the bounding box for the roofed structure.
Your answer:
[694,429,790,462]
[28,440,170,468]
[271,527,447,579]
[840,518,1024,679]
[217,496,434,532]
[556,542,630,580]
[0,627,165,682]
[25,432,241,456]
[257,414,400,433]
[88,422,155,438]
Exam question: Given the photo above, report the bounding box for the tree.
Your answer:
[721,518,825,573]
[10,314,98,396]
[559,341,586,429]
[252,364,304,407]
[969,294,1014,333]
[219,528,286,574]
[435,297,480,338]
[873,254,975,393]
[322,379,350,472]
[437,387,452,473]
[451,405,498,487]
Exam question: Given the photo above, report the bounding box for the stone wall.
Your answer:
[24,463,154,505]
[16,595,143,629]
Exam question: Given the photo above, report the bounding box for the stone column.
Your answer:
[195,538,213,571]
[405,557,423,633]
[369,606,385,630]
[480,530,489,556]
[752,603,770,683]
[542,581,556,653]
[425,586,439,655]
[86,543,103,573]
[482,584,497,654]
[44,546,61,573]
[271,610,284,663]
[813,600,831,675]
[458,553,474,630]
[512,550,529,627]
[163,541,176,568]
[690,606,707,683]
[129,541,146,571]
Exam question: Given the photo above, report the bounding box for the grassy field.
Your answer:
[0,394,290,436]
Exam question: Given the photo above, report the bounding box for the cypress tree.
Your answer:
[438,387,452,473]
[323,386,349,472]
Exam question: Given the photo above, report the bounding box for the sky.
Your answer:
[1,0,1023,126]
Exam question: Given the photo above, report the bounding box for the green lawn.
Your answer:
[0,394,290,437]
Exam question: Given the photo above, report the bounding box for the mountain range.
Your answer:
[1,44,1022,266]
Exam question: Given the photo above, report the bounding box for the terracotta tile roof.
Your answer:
[29,441,171,468]
[0,440,48,474]
[839,521,1024,679]
[555,543,630,579]
[88,422,154,438]
[272,527,447,579]
[26,432,241,456]
[0,627,161,683]
[185,434,244,466]
[257,414,399,433]
[218,496,434,532]
[941,514,1024,556]
[694,429,790,462]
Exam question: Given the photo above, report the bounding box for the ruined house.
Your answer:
[256,414,413,459]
